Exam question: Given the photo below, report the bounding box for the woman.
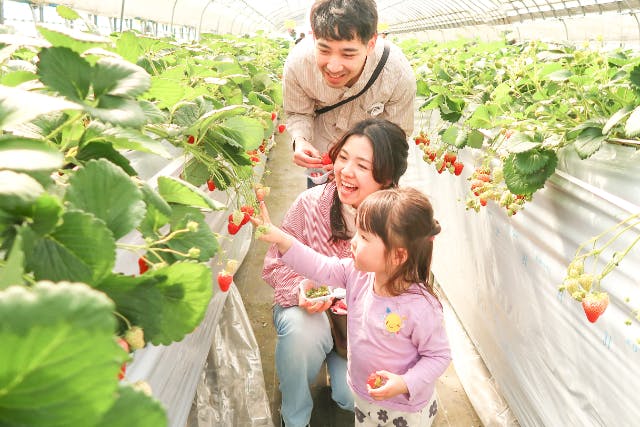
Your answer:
[262,118,409,427]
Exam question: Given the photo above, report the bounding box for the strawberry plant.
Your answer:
[0,8,287,426]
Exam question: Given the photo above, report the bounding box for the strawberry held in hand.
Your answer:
[366,372,386,389]
[582,291,609,323]
[321,152,332,166]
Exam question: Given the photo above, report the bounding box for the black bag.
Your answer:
[328,300,348,359]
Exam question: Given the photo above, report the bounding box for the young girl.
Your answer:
[254,187,451,427]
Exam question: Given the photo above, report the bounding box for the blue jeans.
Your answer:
[273,304,354,427]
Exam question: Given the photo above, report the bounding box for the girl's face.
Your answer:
[350,227,387,277]
[333,135,384,208]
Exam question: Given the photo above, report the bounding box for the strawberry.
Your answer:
[453,162,464,176]
[240,205,255,216]
[250,155,260,164]
[229,210,244,226]
[117,338,129,380]
[218,270,233,292]
[366,373,386,389]
[278,124,286,134]
[443,152,457,164]
[582,292,609,323]
[225,259,239,275]
[321,152,332,166]
[256,188,266,201]
[259,143,266,153]
[240,212,251,226]
[207,179,216,191]
[124,326,145,351]
[187,135,195,144]
[271,112,277,121]
[228,222,241,235]
[138,257,149,274]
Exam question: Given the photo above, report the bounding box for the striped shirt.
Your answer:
[262,181,353,307]
[283,37,416,154]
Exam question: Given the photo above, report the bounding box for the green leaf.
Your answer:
[602,106,632,135]
[102,127,172,158]
[38,47,92,101]
[624,104,640,137]
[93,57,151,99]
[146,77,186,110]
[97,262,213,344]
[505,133,541,154]
[247,92,274,111]
[221,116,265,151]
[503,150,557,194]
[36,24,111,54]
[196,105,247,132]
[0,137,64,172]
[574,127,607,159]
[30,193,63,236]
[466,129,484,149]
[1,70,37,87]
[0,85,80,128]
[76,141,137,176]
[0,170,44,216]
[86,95,148,128]
[0,282,124,427]
[28,210,116,284]
[441,126,468,148]
[157,176,225,210]
[629,64,640,90]
[56,5,80,20]
[138,183,172,235]
[466,105,493,129]
[0,232,24,289]
[65,159,146,239]
[165,210,219,262]
[95,385,167,427]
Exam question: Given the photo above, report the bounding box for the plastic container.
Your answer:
[299,279,333,303]
[306,168,332,185]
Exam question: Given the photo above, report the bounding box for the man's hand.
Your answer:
[293,138,323,168]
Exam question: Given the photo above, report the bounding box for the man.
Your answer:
[283,0,416,177]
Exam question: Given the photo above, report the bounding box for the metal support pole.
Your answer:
[198,0,214,41]
[170,0,179,36]
[119,0,125,32]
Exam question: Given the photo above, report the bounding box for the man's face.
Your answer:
[314,35,377,88]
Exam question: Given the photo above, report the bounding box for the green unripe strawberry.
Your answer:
[124,326,145,351]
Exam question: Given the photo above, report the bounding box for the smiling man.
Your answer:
[282,0,416,184]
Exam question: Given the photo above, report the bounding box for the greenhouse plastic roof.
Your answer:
[55,0,640,35]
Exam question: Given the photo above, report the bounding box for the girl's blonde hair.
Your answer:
[356,187,441,298]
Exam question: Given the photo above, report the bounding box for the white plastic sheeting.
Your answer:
[402,140,640,426]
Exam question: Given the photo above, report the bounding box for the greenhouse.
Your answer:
[0,0,639,426]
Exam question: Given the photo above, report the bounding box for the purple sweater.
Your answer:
[281,240,451,412]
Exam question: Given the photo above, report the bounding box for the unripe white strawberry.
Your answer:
[124,326,145,351]
[225,259,239,274]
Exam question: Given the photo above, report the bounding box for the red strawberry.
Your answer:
[271,112,277,121]
[187,135,195,144]
[582,292,609,323]
[218,271,233,292]
[207,179,216,191]
[278,124,286,134]
[250,155,260,163]
[240,205,255,216]
[443,152,457,164]
[228,222,241,235]
[240,212,251,226]
[256,188,266,201]
[366,373,386,389]
[138,257,149,274]
[117,338,129,380]
[453,162,464,176]
[321,152,332,166]
[259,143,266,153]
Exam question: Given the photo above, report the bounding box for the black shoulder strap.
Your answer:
[314,42,390,116]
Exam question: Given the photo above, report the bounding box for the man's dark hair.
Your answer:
[310,0,378,43]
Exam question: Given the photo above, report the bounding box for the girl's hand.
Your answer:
[366,370,409,401]
[250,200,294,254]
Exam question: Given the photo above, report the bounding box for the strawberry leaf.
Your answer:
[0,137,63,172]
[0,85,80,128]
[138,183,172,235]
[92,57,150,99]
[28,210,116,284]
[36,24,110,54]
[0,232,24,289]
[624,104,640,137]
[0,282,124,427]
[96,262,213,344]
[65,159,146,239]
[573,127,607,159]
[94,385,167,427]
[86,95,147,128]
[0,170,44,216]
[38,46,92,101]
[503,150,557,195]
[164,208,220,262]
[157,176,225,210]
[221,116,265,151]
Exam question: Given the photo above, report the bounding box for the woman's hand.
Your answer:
[366,370,409,401]
[298,290,334,314]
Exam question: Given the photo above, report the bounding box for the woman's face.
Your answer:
[333,135,384,208]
